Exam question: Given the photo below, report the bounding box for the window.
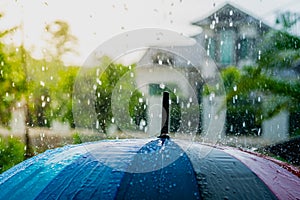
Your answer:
[220,30,235,65]
[239,38,256,60]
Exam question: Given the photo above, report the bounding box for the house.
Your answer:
[192,3,270,68]
[191,3,290,143]
[136,3,290,144]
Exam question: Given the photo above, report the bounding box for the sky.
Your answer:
[0,0,299,66]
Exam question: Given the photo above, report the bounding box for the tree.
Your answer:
[222,67,263,135]
[52,66,79,128]
[95,60,147,133]
[0,14,25,126]
[45,20,78,62]
[276,11,300,33]
[224,12,300,136]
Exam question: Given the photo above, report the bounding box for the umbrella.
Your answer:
[0,137,299,200]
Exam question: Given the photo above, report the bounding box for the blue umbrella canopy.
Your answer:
[0,138,299,199]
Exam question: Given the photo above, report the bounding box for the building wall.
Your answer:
[199,25,259,68]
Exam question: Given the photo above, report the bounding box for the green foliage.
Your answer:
[221,66,241,93]
[221,66,262,135]
[45,20,78,61]
[95,61,147,133]
[53,66,79,128]
[72,132,82,144]
[223,28,300,136]
[0,136,25,173]
[129,90,147,128]
[258,30,300,70]
[0,45,27,126]
[276,11,300,31]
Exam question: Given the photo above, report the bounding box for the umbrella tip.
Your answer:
[158,133,170,145]
[158,133,170,139]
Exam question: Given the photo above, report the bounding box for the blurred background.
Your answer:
[0,0,299,173]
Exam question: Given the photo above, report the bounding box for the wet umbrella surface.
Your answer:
[1,138,299,199]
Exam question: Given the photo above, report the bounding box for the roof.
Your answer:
[137,46,196,68]
[191,2,271,31]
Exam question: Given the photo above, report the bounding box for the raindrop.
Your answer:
[138,98,143,103]
[42,102,46,107]
[97,78,102,85]
[159,83,165,89]
[40,81,45,87]
[130,72,134,77]
[112,117,115,123]
[257,96,261,102]
[233,85,237,91]
[229,10,233,15]
[91,84,96,90]
[210,21,215,29]
[95,120,99,129]
[259,20,262,28]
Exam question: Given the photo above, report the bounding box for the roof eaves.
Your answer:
[191,2,272,29]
